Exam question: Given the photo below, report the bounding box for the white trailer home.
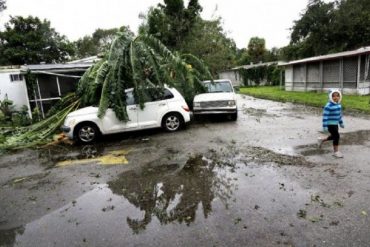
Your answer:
[0,66,31,116]
[281,46,370,95]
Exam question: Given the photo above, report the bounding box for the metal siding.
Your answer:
[285,66,293,83]
[366,55,370,81]
[293,64,305,83]
[218,71,241,87]
[343,57,358,83]
[323,60,340,83]
[307,62,320,82]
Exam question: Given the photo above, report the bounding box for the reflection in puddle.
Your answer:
[9,152,313,246]
[108,154,235,233]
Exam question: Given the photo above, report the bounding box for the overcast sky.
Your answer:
[0,0,311,49]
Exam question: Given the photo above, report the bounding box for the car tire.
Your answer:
[230,112,238,121]
[162,113,184,132]
[75,122,100,144]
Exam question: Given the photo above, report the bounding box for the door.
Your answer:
[137,89,169,128]
[101,90,139,133]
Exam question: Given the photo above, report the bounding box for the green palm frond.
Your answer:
[0,30,212,151]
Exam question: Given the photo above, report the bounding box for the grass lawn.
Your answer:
[239,86,370,114]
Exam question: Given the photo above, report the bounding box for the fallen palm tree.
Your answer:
[0,31,211,151]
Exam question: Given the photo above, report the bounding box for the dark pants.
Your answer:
[327,125,340,146]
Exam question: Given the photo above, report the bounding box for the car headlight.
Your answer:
[227,100,236,106]
[193,102,200,107]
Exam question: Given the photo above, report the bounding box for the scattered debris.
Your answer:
[329,220,339,226]
[234,218,242,224]
[297,209,307,218]
[102,205,115,212]
[56,149,129,167]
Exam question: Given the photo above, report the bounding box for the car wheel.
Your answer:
[230,112,238,121]
[162,113,183,132]
[75,123,99,144]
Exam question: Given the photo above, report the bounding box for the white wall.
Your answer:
[218,71,242,87]
[0,69,31,116]
[357,81,370,95]
[284,65,293,91]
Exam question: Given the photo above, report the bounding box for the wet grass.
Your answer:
[239,86,370,114]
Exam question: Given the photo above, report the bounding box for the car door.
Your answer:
[101,90,139,133]
[137,89,169,128]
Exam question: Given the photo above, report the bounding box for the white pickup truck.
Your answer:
[192,79,238,120]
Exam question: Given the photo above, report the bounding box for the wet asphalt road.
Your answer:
[1,94,370,247]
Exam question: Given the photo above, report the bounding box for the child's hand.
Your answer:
[340,123,344,128]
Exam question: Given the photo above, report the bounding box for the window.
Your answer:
[146,88,173,101]
[204,81,233,93]
[125,91,136,105]
[125,88,174,105]
[163,89,174,100]
[10,74,24,82]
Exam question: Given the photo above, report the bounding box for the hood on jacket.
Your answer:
[328,89,342,103]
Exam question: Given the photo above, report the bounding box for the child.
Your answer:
[318,89,344,158]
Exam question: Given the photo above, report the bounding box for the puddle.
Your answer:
[3,151,317,247]
[240,146,316,167]
[340,130,370,146]
[295,130,370,157]
[241,106,279,121]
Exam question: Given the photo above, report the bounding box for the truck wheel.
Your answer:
[230,112,238,121]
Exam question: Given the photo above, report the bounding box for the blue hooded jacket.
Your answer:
[322,89,344,128]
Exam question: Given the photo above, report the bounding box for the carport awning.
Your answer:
[20,63,93,74]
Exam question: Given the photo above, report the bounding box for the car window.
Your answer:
[125,91,136,105]
[125,88,174,105]
[204,81,233,93]
[163,89,174,99]
[146,88,174,101]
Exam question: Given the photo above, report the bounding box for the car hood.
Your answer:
[67,106,98,117]
[193,92,236,102]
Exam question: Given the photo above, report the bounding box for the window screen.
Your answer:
[323,60,340,83]
[293,64,305,83]
[343,57,357,83]
[10,74,23,82]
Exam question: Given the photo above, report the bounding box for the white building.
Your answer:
[218,62,282,87]
[0,66,31,116]
[281,46,370,95]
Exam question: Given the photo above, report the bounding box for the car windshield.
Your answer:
[204,81,233,93]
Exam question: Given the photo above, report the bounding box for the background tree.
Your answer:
[74,26,133,58]
[140,0,237,76]
[140,0,202,50]
[74,36,96,58]
[264,47,280,62]
[281,0,370,61]
[0,0,6,12]
[331,0,370,51]
[247,37,267,64]
[288,0,335,59]
[0,16,74,65]
[179,18,237,75]
[236,48,251,65]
